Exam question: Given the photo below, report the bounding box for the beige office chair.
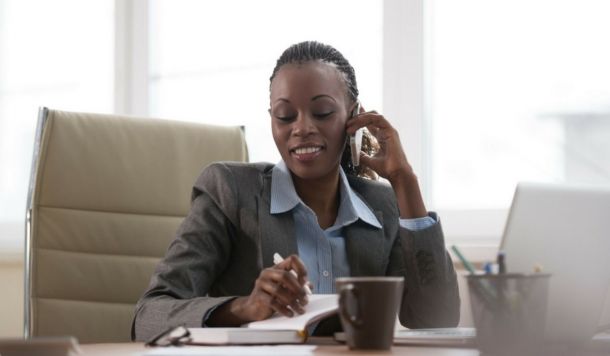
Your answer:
[25,107,248,343]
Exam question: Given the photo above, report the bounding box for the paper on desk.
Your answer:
[142,345,316,355]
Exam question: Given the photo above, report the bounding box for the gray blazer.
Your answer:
[132,162,460,341]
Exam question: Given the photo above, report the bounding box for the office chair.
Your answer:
[24,107,248,343]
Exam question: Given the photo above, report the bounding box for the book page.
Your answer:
[246,294,338,331]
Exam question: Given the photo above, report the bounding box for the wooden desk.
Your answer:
[79,341,480,355]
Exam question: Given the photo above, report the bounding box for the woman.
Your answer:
[132,41,459,341]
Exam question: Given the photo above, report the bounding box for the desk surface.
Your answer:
[78,338,610,356]
[79,341,480,356]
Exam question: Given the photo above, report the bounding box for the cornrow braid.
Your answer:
[270,41,378,179]
[270,41,359,101]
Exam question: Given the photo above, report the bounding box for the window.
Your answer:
[0,0,382,252]
[148,0,383,163]
[426,0,610,244]
[7,0,605,253]
[0,0,114,251]
[428,0,610,209]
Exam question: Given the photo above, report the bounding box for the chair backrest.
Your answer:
[25,107,248,343]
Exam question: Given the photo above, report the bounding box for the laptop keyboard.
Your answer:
[396,328,476,338]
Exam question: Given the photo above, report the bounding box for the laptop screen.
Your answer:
[500,183,610,343]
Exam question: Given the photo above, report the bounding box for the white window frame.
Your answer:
[114,0,149,116]
[383,0,500,261]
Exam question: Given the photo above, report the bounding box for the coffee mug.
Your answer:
[335,276,404,350]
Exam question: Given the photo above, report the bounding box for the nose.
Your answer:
[291,112,317,137]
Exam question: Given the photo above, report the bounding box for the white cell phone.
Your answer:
[350,101,363,167]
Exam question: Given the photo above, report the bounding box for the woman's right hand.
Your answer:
[207,254,311,326]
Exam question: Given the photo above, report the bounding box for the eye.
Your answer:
[313,112,334,119]
[276,115,296,122]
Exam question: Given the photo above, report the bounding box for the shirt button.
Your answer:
[322,270,330,277]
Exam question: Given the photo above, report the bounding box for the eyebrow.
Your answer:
[311,94,336,102]
[273,94,337,105]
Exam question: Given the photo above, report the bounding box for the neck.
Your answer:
[292,168,340,229]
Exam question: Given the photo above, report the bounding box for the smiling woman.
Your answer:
[132,41,460,341]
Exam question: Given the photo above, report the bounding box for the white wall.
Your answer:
[0,255,24,337]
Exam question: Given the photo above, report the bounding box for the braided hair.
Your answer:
[270,41,378,179]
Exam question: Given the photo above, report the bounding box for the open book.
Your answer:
[185,294,338,345]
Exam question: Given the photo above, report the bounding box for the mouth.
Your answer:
[290,145,324,162]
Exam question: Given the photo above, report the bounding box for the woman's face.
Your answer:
[270,61,351,181]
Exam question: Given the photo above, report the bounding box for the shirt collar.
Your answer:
[270,160,382,229]
[270,160,301,214]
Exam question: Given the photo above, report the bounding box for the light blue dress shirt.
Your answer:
[270,160,436,294]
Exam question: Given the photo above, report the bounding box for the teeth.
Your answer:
[294,147,321,155]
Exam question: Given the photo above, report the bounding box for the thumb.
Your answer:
[358,151,374,168]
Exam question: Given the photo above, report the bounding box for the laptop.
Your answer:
[500,182,610,344]
[333,327,476,347]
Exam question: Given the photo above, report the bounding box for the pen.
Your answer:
[451,245,497,307]
[273,253,313,295]
[483,262,493,275]
[451,245,477,275]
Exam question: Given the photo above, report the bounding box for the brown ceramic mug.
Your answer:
[335,276,404,350]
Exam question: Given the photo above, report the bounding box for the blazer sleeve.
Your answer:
[387,218,461,328]
[131,163,241,341]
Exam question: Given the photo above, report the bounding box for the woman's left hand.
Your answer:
[345,107,428,218]
[345,107,412,183]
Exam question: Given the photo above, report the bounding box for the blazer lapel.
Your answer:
[257,171,298,268]
[345,210,386,276]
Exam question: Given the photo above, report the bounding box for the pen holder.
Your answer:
[467,273,551,355]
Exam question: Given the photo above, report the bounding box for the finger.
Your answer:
[251,280,293,318]
[259,267,302,295]
[266,269,308,305]
[345,113,391,135]
[281,255,309,285]
[275,256,310,299]
[260,278,305,315]
[359,152,376,170]
[367,125,380,137]
[268,295,294,317]
[267,282,297,306]
[288,297,306,315]
[362,113,391,132]
[357,105,379,115]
